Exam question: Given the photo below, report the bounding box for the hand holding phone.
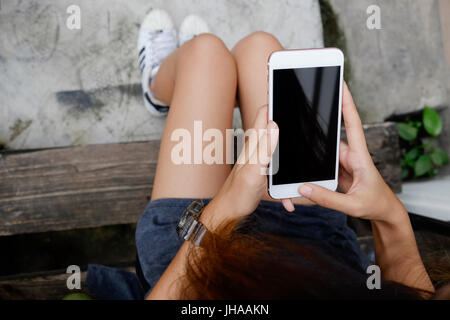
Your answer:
[202,106,279,228]
[286,83,407,225]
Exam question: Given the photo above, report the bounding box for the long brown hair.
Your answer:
[179,220,430,300]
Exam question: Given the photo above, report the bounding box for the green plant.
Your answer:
[397,106,449,180]
[62,293,93,300]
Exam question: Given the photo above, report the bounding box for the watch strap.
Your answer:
[179,200,208,246]
[186,220,207,246]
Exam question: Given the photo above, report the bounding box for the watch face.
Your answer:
[190,201,204,215]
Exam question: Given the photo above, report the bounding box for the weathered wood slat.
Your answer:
[0,267,134,300]
[0,141,160,236]
[0,271,90,300]
[0,224,137,277]
[0,123,401,236]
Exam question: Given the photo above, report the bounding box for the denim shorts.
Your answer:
[135,198,370,295]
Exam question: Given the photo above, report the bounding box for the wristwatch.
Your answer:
[176,200,208,246]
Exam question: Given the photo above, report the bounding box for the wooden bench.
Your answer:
[0,122,401,236]
[0,122,402,299]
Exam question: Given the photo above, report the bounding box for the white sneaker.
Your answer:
[178,14,209,47]
[137,9,177,116]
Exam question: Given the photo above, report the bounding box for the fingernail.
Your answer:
[267,121,278,136]
[267,121,276,130]
[299,185,312,197]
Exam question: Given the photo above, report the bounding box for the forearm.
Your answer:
[146,201,231,300]
[370,203,434,293]
[146,240,191,299]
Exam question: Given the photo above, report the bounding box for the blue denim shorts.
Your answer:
[135,198,370,296]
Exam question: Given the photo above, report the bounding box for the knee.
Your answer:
[233,31,282,55]
[180,33,236,81]
[245,31,281,48]
[185,33,233,63]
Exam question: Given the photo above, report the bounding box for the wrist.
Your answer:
[371,203,413,244]
[199,197,237,232]
[375,189,410,226]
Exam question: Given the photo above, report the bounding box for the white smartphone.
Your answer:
[268,48,344,199]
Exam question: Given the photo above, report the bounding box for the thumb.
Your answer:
[298,183,356,215]
[257,120,279,166]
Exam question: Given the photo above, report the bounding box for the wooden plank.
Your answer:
[0,267,134,300]
[0,141,160,236]
[0,123,401,236]
[0,224,136,277]
[0,271,91,300]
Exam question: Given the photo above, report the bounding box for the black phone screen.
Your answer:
[272,66,341,185]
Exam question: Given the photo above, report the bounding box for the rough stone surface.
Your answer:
[327,0,450,123]
[0,0,323,150]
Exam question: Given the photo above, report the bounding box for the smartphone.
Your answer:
[268,48,344,199]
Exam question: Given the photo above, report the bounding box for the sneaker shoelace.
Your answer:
[139,29,177,75]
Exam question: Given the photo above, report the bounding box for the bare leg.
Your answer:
[232,31,313,205]
[232,32,282,130]
[151,34,236,200]
[150,50,177,105]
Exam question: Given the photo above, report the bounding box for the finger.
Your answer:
[236,105,268,166]
[338,140,352,173]
[249,125,268,166]
[236,127,259,167]
[342,82,368,152]
[265,121,279,162]
[250,121,278,171]
[339,140,349,153]
[242,127,261,166]
[298,183,357,216]
[281,199,295,212]
[253,105,268,129]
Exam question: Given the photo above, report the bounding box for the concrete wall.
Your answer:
[2,0,449,163]
[327,0,449,123]
[0,0,323,150]
[437,0,450,174]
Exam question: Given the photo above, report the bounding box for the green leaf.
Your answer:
[401,167,409,180]
[414,154,432,177]
[427,168,438,178]
[402,154,415,168]
[423,107,442,137]
[397,123,418,141]
[429,168,438,177]
[430,148,449,166]
[62,293,93,300]
[401,158,407,167]
[406,147,421,160]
